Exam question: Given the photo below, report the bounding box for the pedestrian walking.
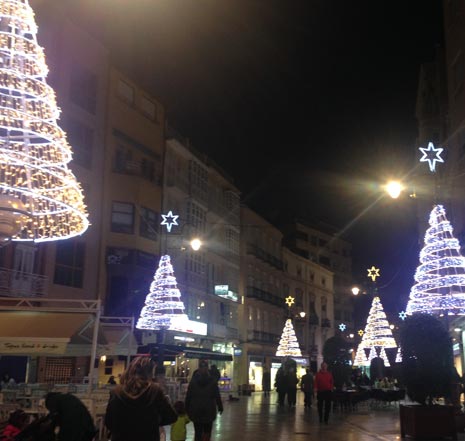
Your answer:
[286,368,298,407]
[44,392,96,441]
[209,365,221,382]
[170,400,191,441]
[262,368,271,398]
[300,368,314,408]
[104,356,177,441]
[185,360,223,441]
[314,362,334,424]
[275,367,287,406]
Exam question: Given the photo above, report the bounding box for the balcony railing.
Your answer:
[246,244,283,270]
[0,267,48,298]
[247,330,280,344]
[246,286,285,308]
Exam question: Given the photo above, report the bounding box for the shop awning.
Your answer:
[139,344,233,361]
[0,311,92,355]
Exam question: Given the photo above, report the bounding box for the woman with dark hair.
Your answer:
[104,356,177,441]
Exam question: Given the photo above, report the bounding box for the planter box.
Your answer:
[400,404,457,440]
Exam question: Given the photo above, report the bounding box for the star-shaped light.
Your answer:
[367,266,380,282]
[419,142,444,172]
[358,329,364,337]
[285,296,295,307]
[339,323,346,331]
[160,211,179,232]
[399,311,407,321]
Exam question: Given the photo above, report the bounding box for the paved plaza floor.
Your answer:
[163,391,465,441]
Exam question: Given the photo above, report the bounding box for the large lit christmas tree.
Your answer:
[137,255,189,330]
[276,319,302,357]
[406,204,465,316]
[363,297,397,348]
[353,296,397,367]
[0,0,88,242]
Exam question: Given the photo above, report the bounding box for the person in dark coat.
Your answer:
[300,368,314,408]
[105,357,177,441]
[286,368,299,408]
[44,392,96,441]
[185,360,223,441]
[209,365,221,382]
[262,368,271,398]
[275,367,286,406]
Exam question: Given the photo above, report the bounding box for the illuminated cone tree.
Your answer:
[354,344,368,367]
[276,319,302,357]
[0,0,88,241]
[137,255,189,330]
[354,296,397,367]
[406,204,465,316]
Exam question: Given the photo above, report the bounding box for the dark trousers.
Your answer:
[193,421,213,441]
[317,390,332,422]
[287,388,297,407]
[303,390,313,407]
[277,389,286,406]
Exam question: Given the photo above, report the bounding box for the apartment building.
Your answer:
[282,248,335,373]
[282,221,353,333]
[237,206,286,389]
[157,130,240,380]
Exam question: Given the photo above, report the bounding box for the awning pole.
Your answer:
[88,300,101,394]
[127,316,135,367]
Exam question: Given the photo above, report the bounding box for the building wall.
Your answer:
[282,248,335,371]
[99,68,165,316]
[282,221,353,333]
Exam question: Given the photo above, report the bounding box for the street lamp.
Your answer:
[385,180,404,199]
[351,286,360,296]
[189,238,202,251]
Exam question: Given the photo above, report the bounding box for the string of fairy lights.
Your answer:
[0,0,88,242]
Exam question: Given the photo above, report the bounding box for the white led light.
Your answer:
[0,0,88,241]
[406,205,465,315]
[276,319,302,357]
[137,255,189,330]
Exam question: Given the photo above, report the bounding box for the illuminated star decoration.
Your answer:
[399,311,407,321]
[419,142,444,172]
[160,211,179,232]
[358,329,364,337]
[367,266,380,282]
[339,323,346,331]
[285,296,295,307]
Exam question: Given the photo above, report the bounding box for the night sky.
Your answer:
[63,0,444,319]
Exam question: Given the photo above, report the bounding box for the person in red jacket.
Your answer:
[2,409,28,440]
[314,362,334,424]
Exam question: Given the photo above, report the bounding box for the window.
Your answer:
[139,206,158,241]
[117,79,135,104]
[70,67,97,114]
[111,202,135,234]
[66,119,94,169]
[186,201,206,232]
[140,96,157,121]
[141,158,156,182]
[54,240,85,288]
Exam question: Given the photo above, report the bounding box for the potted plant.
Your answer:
[399,314,457,440]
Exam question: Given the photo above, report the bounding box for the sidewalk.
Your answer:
[164,391,465,441]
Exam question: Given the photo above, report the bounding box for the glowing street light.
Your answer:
[190,238,202,251]
[385,181,404,199]
[351,286,360,296]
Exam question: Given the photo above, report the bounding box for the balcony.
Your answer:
[0,267,48,298]
[246,286,285,308]
[246,244,283,270]
[308,313,319,326]
[321,318,331,328]
[247,330,280,344]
